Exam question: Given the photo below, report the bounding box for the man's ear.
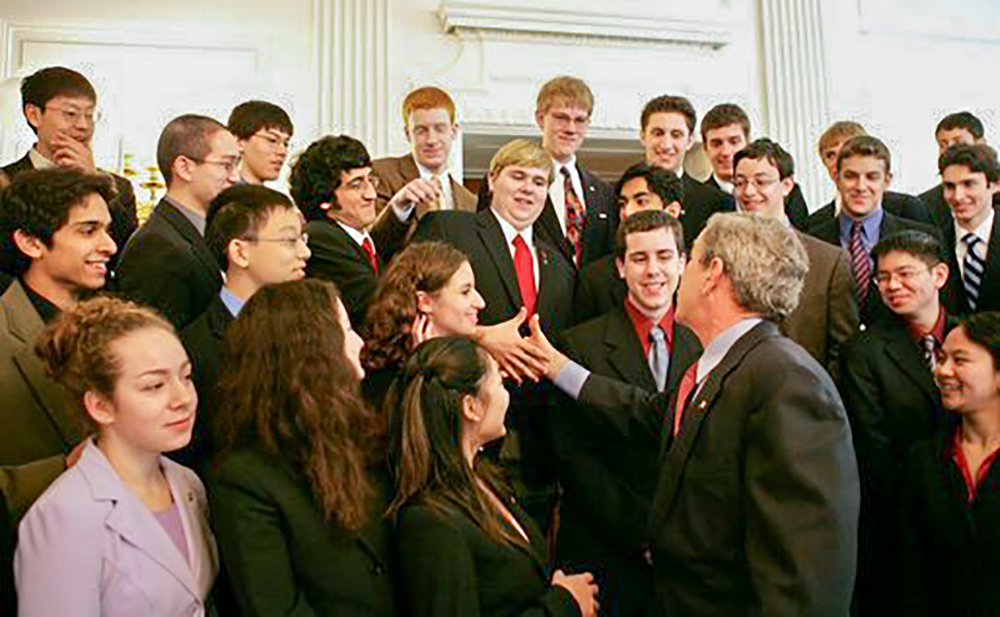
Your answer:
[931,262,950,290]
[173,156,196,184]
[24,104,43,132]
[12,229,45,260]
[228,238,251,270]
[615,257,626,280]
[780,177,795,198]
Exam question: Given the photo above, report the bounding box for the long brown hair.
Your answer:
[385,336,523,546]
[215,279,377,530]
[362,241,469,372]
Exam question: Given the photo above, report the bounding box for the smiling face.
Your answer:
[874,249,947,321]
[617,227,683,317]
[419,261,485,337]
[619,177,668,219]
[733,156,794,220]
[641,112,694,174]
[704,124,748,183]
[942,164,998,230]
[536,103,590,162]
[935,325,1000,414]
[26,94,96,158]
[488,164,550,230]
[464,353,510,448]
[407,107,457,173]
[330,167,378,230]
[836,155,891,218]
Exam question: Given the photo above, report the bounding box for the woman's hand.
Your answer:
[411,313,436,346]
[551,569,599,617]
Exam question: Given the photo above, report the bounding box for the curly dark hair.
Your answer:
[362,242,470,372]
[214,279,379,530]
[0,168,116,274]
[288,135,371,222]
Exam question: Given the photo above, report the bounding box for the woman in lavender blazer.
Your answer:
[15,297,217,616]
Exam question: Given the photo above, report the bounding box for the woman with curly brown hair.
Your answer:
[362,240,484,409]
[208,278,395,617]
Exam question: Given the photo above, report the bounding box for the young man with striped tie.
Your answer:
[939,143,1000,314]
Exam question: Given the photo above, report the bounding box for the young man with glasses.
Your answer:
[1,67,138,274]
[178,184,310,471]
[115,114,240,328]
[227,100,294,185]
[289,134,382,330]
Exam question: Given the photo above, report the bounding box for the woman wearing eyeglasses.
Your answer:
[897,312,1000,616]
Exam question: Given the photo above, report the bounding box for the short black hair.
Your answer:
[936,111,984,141]
[615,208,685,261]
[205,185,296,271]
[288,135,371,222]
[700,103,750,143]
[871,230,946,271]
[938,143,1000,184]
[20,67,97,134]
[156,114,229,187]
[614,162,684,209]
[227,100,294,140]
[733,138,794,180]
[641,95,697,134]
[960,312,1000,369]
[0,168,115,274]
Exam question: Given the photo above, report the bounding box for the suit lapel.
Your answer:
[978,212,1000,301]
[163,460,217,597]
[207,296,235,342]
[882,323,938,403]
[604,308,657,391]
[535,242,558,329]
[157,200,223,285]
[398,154,420,183]
[476,211,523,309]
[535,198,574,265]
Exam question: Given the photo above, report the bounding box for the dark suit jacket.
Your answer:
[0,280,83,466]
[554,306,700,617]
[782,232,858,380]
[305,217,381,332]
[177,295,234,471]
[678,173,733,249]
[808,210,938,326]
[575,321,859,616]
[115,198,223,330]
[370,154,477,264]
[806,190,934,231]
[208,449,396,617]
[476,163,618,268]
[940,208,1000,315]
[573,254,626,324]
[703,176,810,231]
[396,499,578,617]
[897,434,1000,616]
[1,153,138,275]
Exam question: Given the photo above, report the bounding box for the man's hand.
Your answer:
[389,177,442,219]
[50,133,95,173]
[527,314,569,378]
[476,308,548,384]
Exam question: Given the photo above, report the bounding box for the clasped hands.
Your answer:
[474,308,571,384]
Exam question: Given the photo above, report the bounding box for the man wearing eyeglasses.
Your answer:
[732,138,858,380]
[289,134,382,330]
[227,100,294,186]
[115,114,240,329]
[1,66,138,275]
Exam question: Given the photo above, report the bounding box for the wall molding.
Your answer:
[438,2,733,50]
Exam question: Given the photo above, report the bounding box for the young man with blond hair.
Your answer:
[370,86,477,262]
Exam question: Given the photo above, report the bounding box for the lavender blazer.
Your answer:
[15,440,218,616]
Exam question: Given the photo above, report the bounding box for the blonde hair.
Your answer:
[488,139,553,184]
[818,121,866,155]
[535,76,594,116]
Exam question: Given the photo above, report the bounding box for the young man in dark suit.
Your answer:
[938,143,1000,315]
[115,115,238,329]
[0,168,117,466]
[1,67,137,275]
[413,138,575,531]
[535,213,859,616]
[554,210,700,617]
[178,185,310,471]
[918,111,990,231]
[639,95,732,248]
[289,135,382,331]
[227,100,294,186]
[808,135,938,326]
[369,86,477,264]
[839,230,955,616]
[575,163,683,323]
[807,121,933,230]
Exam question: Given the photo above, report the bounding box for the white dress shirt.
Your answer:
[335,218,375,252]
[548,156,585,236]
[492,210,540,289]
[955,207,995,279]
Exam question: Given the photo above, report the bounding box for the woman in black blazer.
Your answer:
[362,241,484,410]
[898,312,1000,616]
[386,336,598,617]
[208,280,396,617]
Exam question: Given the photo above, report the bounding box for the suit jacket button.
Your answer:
[372,563,384,575]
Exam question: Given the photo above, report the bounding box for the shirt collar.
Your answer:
[555,155,578,173]
[492,208,533,248]
[164,195,207,236]
[907,306,947,345]
[19,277,61,324]
[219,286,246,317]
[955,206,995,245]
[695,317,764,385]
[28,147,56,170]
[333,217,370,247]
[624,297,675,356]
[713,174,733,194]
[413,154,450,183]
[838,206,884,243]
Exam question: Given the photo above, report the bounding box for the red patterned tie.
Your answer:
[848,220,870,306]
[561,167,585,264]
[672,364,698,437]
[361,236,378,274]
[513,234,537,316]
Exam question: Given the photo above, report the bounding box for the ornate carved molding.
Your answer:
[438,2,733,50]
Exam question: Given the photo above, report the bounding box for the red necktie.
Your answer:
[512,234,537,316]
[561,167,585,264]
[672,364,698,437]
[361,236,378,274]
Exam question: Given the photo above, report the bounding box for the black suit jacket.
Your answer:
[574,321,859,616]
[396,499,578,617]
[476,163,618,268]
[897,434,1000,616]
[208,450,396,617]
[115,198,222,330]
[940,208,1000,315]
[573,254,626,324]
[808,210,939,325]
[305,218,381,332]
[553,307,700,617]
[177,295,234,471]
[703,176,810,231]
[1,153,138,276]
[806,190,934,231]
[679,173,733,249]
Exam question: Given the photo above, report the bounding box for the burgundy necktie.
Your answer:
[513,234,537,316]
[848,220,870,306]
[361,236,378,274]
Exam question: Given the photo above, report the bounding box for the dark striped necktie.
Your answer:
[963,233,986,311]
[849,221,871,305]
